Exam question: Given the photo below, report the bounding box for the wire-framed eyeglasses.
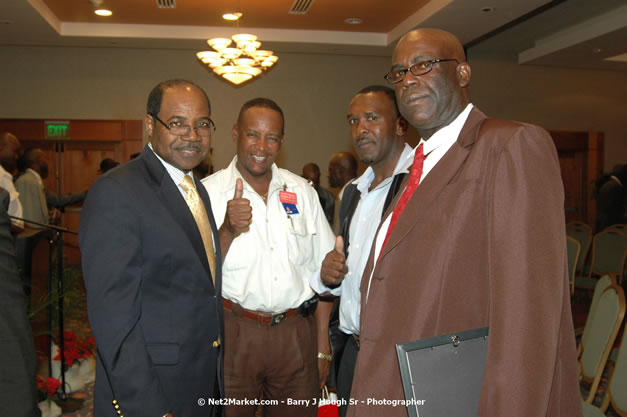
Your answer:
[384,58,459,84]
[150,113,216,137]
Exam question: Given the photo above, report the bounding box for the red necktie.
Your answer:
[380,144,425,252]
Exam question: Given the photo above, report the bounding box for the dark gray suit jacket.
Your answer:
[0,187,39,417]
[80,146,224,417]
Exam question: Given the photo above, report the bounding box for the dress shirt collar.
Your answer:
[353,143,414,195]
[148,143,193,187]
[403,103,474,163]
[26,168,44,186]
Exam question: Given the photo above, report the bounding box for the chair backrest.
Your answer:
[604,223,626,233]
[567,224,593,273]
[603,314,627,414]
[568,221,592,232]
[581,274,617,353]
[567,236,581,296]
[580,284,626,403]
[588,229,627,278]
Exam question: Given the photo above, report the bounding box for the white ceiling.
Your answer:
[0,0,625,72]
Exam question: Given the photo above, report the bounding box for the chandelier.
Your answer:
[197,33,278,85]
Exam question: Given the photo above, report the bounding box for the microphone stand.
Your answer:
[11,215,78,401]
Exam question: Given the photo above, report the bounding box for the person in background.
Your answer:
[311,85,411,417]
[202,97,335,417]
[328,152,357,197]
[347,28,581,417]
[97,158,119,175]
[80,79,224,417]
[0,132,24,231]
[596,163,626,231]
[16,148,86,227]
[302,162,335,225]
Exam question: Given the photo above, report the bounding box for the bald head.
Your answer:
[328,152,357,188]
[0,132,21,175]
[390,28,471,139]
[302,163,321,189]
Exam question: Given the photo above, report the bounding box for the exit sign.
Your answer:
[45,121,70,139]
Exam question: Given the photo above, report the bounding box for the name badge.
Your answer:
[279,191,299,215]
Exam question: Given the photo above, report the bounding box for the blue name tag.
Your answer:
[281,202,299,215]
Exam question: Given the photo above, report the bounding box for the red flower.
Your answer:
[36,376,61,398]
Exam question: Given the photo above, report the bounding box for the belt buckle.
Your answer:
[271,313,285,326]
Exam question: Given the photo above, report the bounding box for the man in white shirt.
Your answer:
[310,86,411,416]
[0,132,24,231]
[202,97,335,417]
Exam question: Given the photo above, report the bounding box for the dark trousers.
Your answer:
[223,307,319,417]
[337,333,359,417]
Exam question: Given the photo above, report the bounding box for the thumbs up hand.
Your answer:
[224,178,252,237]
[320,235,348,287]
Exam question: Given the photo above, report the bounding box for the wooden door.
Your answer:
[549,131,603,226]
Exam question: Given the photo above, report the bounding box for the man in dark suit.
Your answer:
[347,29,581,417]
[0,187,39,417]
[80,79,224,417]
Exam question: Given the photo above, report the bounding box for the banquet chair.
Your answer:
[579,284,625,403]
[582,303,627,416]
[567,236,581,296]
[576,229,627,290]
[567,222,593,275]
[578,274,616,356]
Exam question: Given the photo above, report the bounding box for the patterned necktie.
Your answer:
[380,143,425,252]
[180,175,216,283]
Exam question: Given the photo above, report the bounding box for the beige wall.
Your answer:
[1,45,625,183]
[467,50,627,173]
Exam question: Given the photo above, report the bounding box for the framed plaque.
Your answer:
[396,327,489,417]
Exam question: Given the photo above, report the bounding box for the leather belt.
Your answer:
[222,298,299,326]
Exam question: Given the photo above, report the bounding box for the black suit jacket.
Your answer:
[80,146,224,417]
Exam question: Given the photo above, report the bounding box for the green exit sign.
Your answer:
[45,121,70,139]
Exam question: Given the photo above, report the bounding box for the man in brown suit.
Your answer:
[345,29,582,416]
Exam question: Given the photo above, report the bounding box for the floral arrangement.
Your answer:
[37,376,61,400]
[53,330,95,368]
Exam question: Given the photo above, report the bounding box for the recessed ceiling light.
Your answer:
[481,7,494,12]
[223,12,243,21]
[95,8,113,16]
[345,18,362,25]
[592,48,602,54]
[0,20,13,25]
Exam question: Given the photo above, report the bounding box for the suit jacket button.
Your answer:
[112,399,118,405]
[212,339,221,348]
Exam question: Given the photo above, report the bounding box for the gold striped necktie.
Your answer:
[180,175,216,283]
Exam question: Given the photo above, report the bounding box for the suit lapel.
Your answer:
[377,108,488,262]
[140,147,212,279]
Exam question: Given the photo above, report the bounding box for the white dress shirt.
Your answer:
[367,103,474,300]
[202,156,335,313]
[310,143,414,334]
[0,164,23,228]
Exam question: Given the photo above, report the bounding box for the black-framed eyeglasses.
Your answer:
[384,58,459,84]
[150,113,216,137]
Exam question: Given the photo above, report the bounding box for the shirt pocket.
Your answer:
[287,215,316,266]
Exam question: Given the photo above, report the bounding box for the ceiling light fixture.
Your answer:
[223,12,243,21]
[344,18,362,25]
[90,0,112,17]
[197,13,278,85]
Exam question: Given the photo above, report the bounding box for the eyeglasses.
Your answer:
[150,113,216,137]
[384,58,459,84]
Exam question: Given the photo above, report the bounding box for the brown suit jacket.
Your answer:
[348,108,582,417]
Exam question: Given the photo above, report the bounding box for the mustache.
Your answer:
[356,134,374,144]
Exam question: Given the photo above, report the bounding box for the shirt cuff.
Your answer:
[309,270,341,296]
